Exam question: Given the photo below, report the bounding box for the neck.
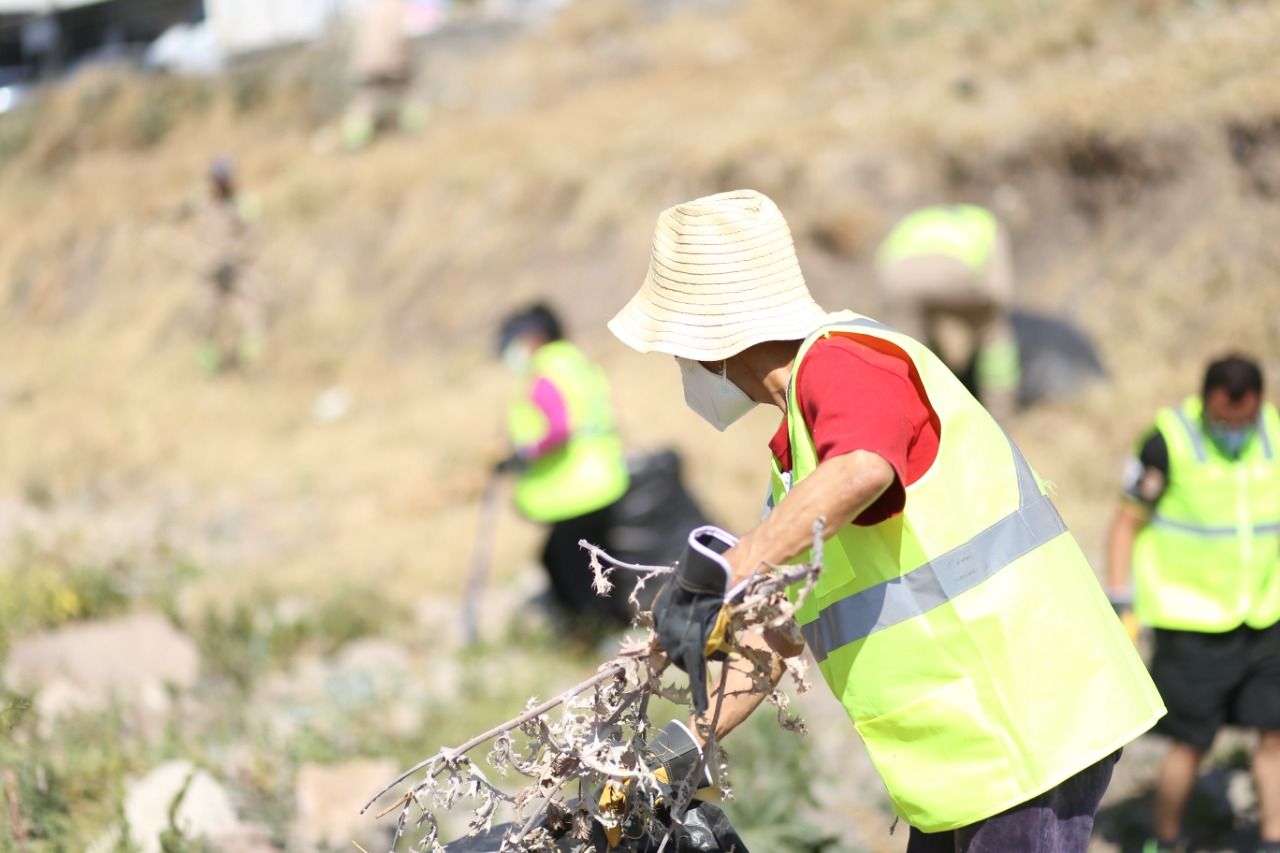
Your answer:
[728,341,801,412]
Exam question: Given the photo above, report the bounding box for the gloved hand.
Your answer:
[492,452,526,475]
[597,720,715,848]
[652,526,738,714]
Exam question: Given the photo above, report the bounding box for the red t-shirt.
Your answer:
[769,335,941,525]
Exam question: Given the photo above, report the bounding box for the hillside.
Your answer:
[2,0,1280,849]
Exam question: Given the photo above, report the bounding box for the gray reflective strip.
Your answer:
[1258,411,1274,460]
[1151,515,1280,538]
[801,439,1067,663]
[1008,434,1039,506]
[1150,515,1238,537]
[843,316,895,332]
[807,316,897,340]
[1172,407,1207,463]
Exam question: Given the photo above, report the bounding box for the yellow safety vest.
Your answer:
[875,205,999,273]
[1133,396,1280,632]
[771,312,1163,832]
[507,341,629,523]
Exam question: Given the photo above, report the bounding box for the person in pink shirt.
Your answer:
[495,304,633,632]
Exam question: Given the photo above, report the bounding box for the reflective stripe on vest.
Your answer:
[1149,516,1280,538]
[802,434,1067,663]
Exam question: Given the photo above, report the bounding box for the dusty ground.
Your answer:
[2,0,1280,849]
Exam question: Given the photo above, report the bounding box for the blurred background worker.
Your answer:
[1107,354,1280,853]
[496,303,633,632]
[874,204,1020,420]
[342,0,422,151]
[197,157,263,374]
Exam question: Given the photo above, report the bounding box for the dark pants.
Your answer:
[905,751,1119,853]
[541,502,632,627]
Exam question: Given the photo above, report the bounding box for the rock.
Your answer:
[3,613,199,728]
[333,637,411,680]
[311,387,352,423]
[293,759,398,851]
[90,760,242,853]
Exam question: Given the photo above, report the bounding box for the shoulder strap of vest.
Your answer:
[1257,402,1277,461]
[1166,397,1207,464]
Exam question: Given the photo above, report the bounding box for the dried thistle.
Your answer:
[364,523,826,852]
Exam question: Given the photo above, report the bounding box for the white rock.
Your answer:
[333,637,411,679]
[90,760,241,853]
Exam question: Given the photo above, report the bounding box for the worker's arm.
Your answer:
[725,449,896,587]
[522,377,572,457]
[688,630,785,747]
[1106,500,1149,598]
[498,378,572,471]
[683,450,895,745]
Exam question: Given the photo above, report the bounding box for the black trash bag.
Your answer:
[957,308,1107,409]
[607,450,714,613]
[443,799,748,852]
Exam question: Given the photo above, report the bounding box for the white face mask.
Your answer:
[502,341,533,374]
[677,357,756,431]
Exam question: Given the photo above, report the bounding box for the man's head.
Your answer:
[497,303,563,372]
[1201,354,1264,457]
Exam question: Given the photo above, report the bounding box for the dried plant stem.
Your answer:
[366,529,825,852]
[365,660,630,816]
[578,540,674,574]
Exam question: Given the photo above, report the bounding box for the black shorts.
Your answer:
[1150,620,1280,751]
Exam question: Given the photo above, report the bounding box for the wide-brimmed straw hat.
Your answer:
[608,189,826,361]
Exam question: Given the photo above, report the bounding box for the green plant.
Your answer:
[721,710,846,852]
[194,584,412,691]
[0,552,131,661]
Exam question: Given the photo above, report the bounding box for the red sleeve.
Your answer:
[793,338,919,525]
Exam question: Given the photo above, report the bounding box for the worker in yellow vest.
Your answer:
[608,190,1164,851]
[496,303,632,630]
[1107,355,1280,853]
[875,205,1020,421]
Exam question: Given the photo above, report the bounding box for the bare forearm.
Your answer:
[1106,504,1145,593]
[726,449,894,585]
[688,631,784,747]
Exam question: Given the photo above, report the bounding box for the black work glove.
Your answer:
[492,453,526,475]
[652,526,737,715]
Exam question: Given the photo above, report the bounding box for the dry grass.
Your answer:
[1,0,1279,610]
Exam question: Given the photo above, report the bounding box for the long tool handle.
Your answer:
[461,473,503,647]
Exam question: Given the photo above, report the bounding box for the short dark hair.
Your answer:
[1202,354,1263,402]
[496,302,563,353]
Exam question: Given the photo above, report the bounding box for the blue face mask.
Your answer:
[1206,421,1253,458]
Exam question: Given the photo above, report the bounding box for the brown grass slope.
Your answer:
[1,0,1279,608]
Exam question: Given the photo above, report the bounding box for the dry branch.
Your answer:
[368,524,825,852]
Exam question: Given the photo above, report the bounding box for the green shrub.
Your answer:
[0,555,131,661]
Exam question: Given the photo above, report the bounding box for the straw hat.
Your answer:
[608,189,827,361]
